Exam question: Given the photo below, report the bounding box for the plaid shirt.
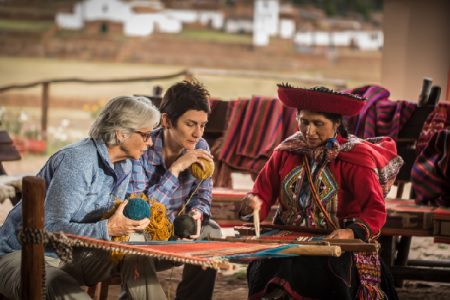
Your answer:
[127,127,213,221]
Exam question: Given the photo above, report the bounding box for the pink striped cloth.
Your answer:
[217,96,297,176]
[344,85,417,138]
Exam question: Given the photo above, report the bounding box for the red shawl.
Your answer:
[277,132,403,197]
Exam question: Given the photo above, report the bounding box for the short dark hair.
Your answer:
[159,80,210,125]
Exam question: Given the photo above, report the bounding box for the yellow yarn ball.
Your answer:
[190,158,215,180]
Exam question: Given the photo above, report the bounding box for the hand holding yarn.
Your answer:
[107,200,150,237]
[169,149,213,177]
[173,209,202,240]
[123,198,151,220]
[190,157,215,180]
[106,195,173,241]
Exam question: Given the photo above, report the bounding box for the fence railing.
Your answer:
[0,68,347,140]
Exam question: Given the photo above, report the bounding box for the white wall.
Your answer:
[294,31,383,50]
[56,3,83,29]
[56,0,185,36]
[124,14,154,36]
[165,9,198,23]
[254,0,279,36]
[253,0,279,46]
[279,18,295,39]
[82,0,132,22]
[226,19,253,33]
[198,11,224,29]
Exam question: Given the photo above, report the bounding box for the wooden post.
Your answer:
[21,176,46,299]
[184,71,194,82]
[41,82,49,141]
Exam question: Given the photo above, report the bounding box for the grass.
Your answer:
[177,29,252,44]
[0,20,53,33]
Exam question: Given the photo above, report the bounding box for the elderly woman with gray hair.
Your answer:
[0,96,167,299]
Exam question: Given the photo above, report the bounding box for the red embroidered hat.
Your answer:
[277,83,366,116]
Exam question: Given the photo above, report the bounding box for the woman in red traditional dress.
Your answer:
[239,84,403,300]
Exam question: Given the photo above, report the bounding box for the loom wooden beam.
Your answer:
[21,176,45,300]
[279,245,341,257]
[212,237,378,253]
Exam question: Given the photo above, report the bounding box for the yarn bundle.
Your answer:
[190,157,215,180]
[105,194,173,243]
[123,198,151,220]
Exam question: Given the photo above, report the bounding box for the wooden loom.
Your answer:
[19,176,378,299]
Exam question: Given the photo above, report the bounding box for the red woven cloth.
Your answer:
[217,96,297,176]
[416,102,450,154]
[344,85,417,139]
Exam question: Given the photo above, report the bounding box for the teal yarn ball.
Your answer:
[123,198,151,220]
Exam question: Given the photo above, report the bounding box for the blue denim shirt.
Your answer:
[127,128,213,221]
[0,138,132,256]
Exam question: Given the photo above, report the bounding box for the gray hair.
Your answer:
[89,96,160,145]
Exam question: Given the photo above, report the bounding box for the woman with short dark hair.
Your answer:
[128,80,221,300]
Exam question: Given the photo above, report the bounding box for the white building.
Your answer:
[279,18,295,39]
[225,18,254,34]
[165,9,224,30]
[294,31,383,51]
[224,0,294,46]
[56,0,223,36]
[253,0,279,46]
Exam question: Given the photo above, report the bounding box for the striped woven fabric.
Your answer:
[59,233,343,270]
[344,85,417,138]
[217,96,297,176]
[416,103,450,154]
[411,129,450,206]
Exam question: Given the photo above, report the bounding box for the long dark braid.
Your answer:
[322,112,349,138]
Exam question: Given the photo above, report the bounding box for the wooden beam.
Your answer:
[41,82,49,141]
[21,176,45,299]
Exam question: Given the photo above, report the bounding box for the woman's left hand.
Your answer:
[326,229,354,240]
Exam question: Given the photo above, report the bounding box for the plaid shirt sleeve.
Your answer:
[145,170,180,207]
[186,176,212,217]
[128,135,213,219]
[185,139,213,217]
[128,154,180,208]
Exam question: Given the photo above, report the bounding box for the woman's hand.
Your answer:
[107,200,150,237]
[325,228,354,240]
[240,194,262,216]
[169,149,213,177]
[188,209,202,221]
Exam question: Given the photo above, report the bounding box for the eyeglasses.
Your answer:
[133,130,152,142]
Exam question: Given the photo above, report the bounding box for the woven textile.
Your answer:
[52,233,347,270]
[411,129,450,206]
[344,85,416,138]
[217,96,297,176]
[416,103,450,154]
